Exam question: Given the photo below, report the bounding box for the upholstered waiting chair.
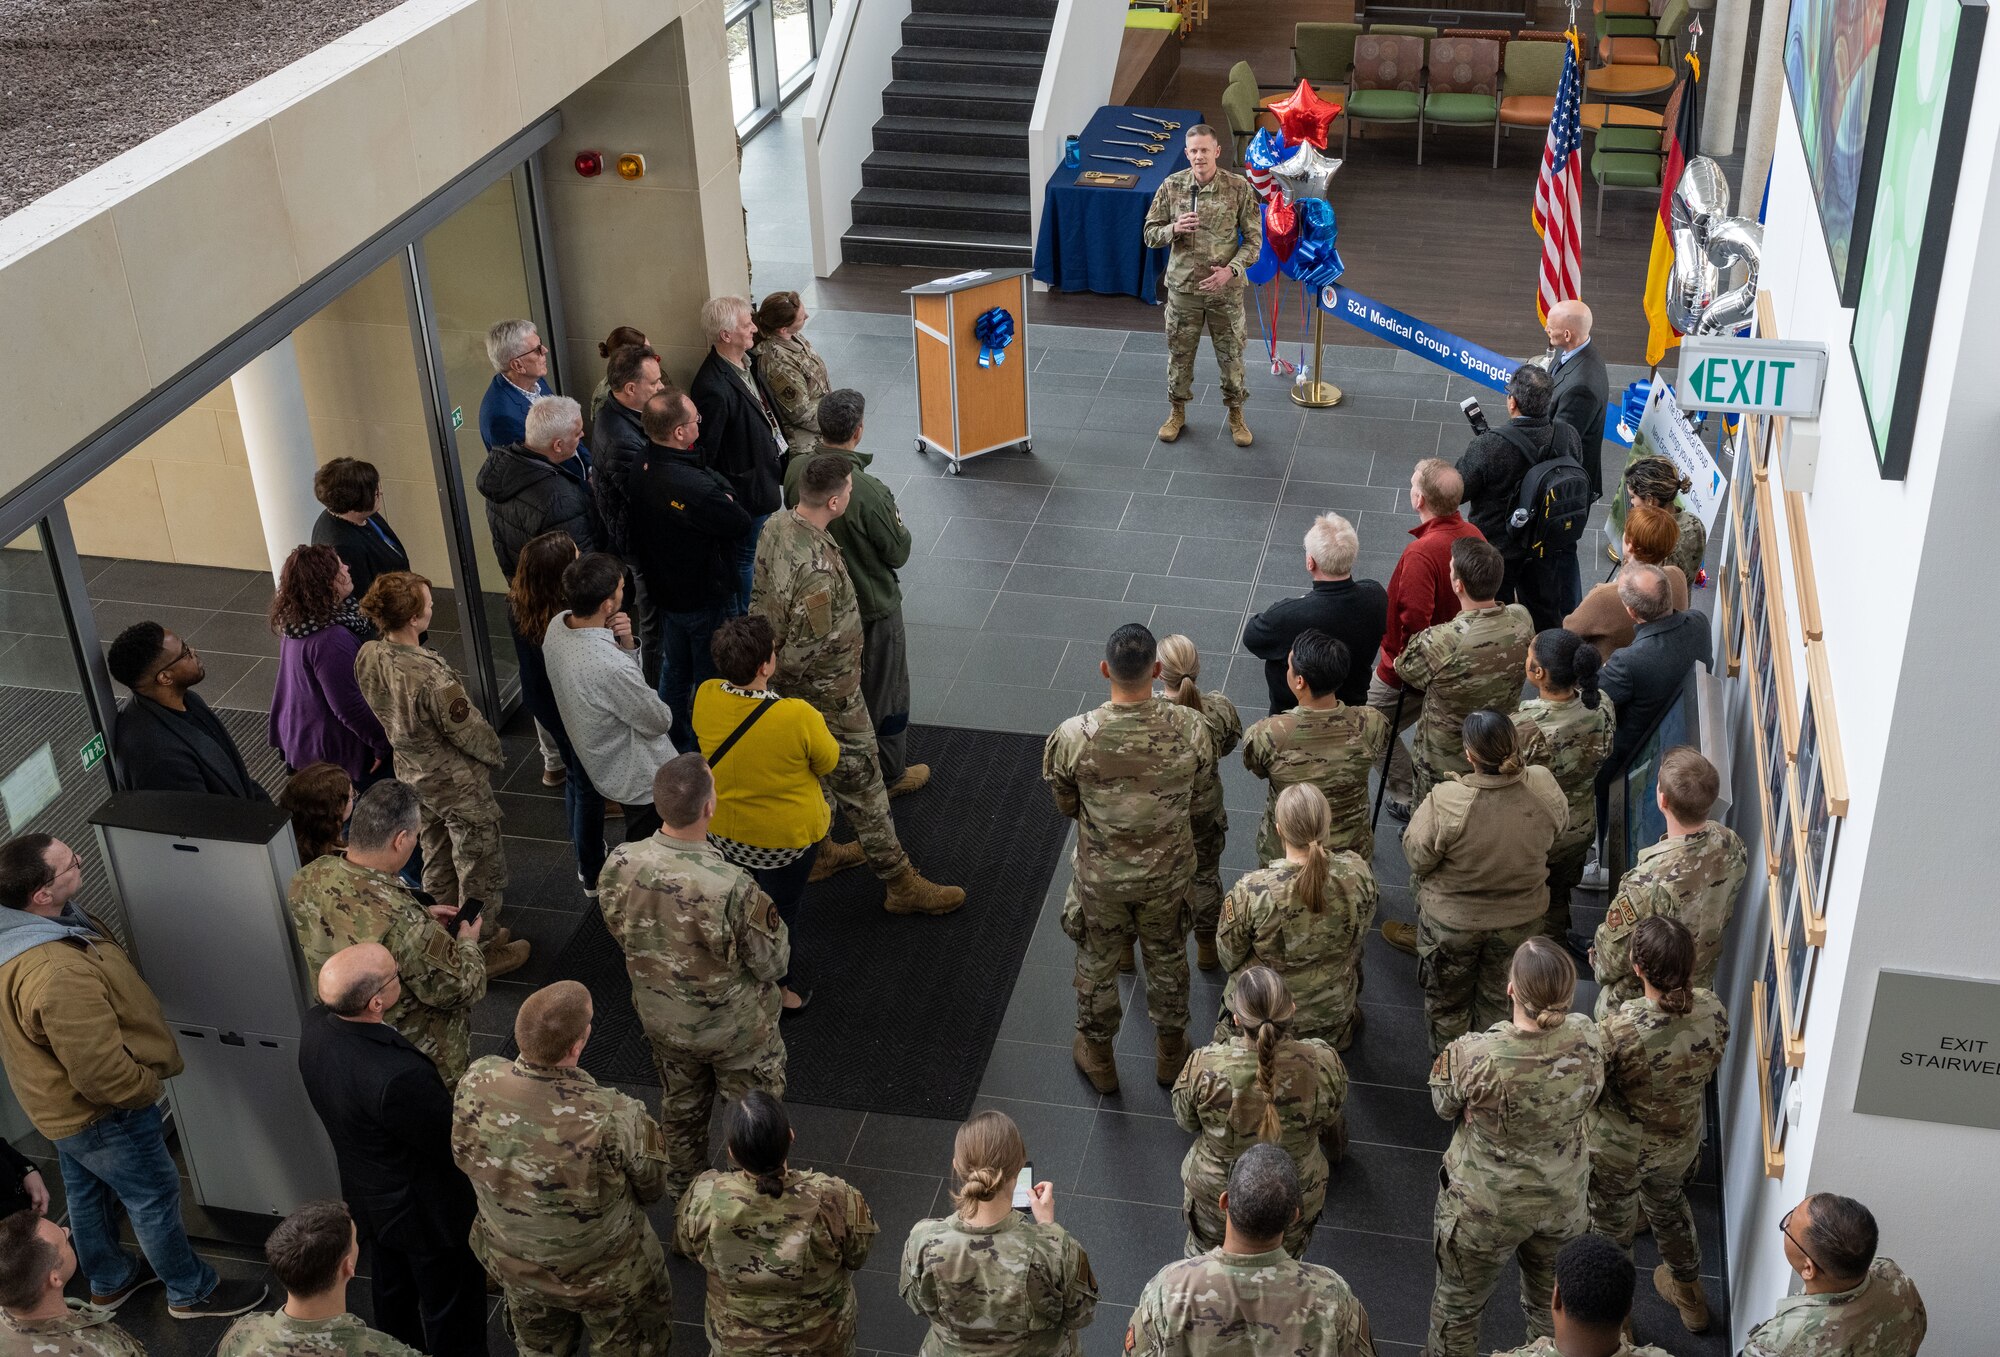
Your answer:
[1589,80,1686,232]
[1344,34,1426,159]
[1222,61,1293,164]
[1421,37,1501,166]
[1499,39,1566,139]
[1292,21,1362,101]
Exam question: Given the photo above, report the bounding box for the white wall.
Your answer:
[1715,33,2000,1351]
[1027,0,1125,251]
[802,0,912,276]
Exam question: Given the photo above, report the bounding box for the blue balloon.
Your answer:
[1280,197,1344,289]
[1244,230,1281,286]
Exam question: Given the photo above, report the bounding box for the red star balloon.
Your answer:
[1268,79,1342,150]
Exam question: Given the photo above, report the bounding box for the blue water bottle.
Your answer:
[1064,135,1081,170]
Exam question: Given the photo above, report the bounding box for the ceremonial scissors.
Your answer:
[1116,124,1169,140]
[1130,113,1181,131]
[1089,153,1154,167]
[1105,138,1166,153]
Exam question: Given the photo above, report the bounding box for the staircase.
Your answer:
[840,0,1057,269]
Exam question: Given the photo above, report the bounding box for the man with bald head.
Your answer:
[298,943,488,1355]
[1543,299,1609,504]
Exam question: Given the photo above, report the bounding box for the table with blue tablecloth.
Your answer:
[1031,104,1202,305]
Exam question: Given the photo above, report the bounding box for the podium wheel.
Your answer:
[946,459,962,476]
[914,439,927,455]
[1020,439,1034,454]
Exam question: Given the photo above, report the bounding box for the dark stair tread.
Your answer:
[854,186,1026,209]
[884,79,1036,102]
[892,43,1048,66]
[875,114,1029,136]
[903,13,1053,34]
[842,224,1032,246]
[863,150,1032,175]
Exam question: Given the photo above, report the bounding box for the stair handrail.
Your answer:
[1027,0,1125,258]
[803,0,916,275]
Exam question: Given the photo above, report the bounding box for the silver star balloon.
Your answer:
[1268,144,1341,203]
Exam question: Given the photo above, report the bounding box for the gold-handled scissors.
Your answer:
[1105,137,1166,153]
[1131,113,1182,131]
[1089,153,1154,167]
[1117,124,1169,138]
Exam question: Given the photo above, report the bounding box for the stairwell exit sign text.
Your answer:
[1674,336,1827,418]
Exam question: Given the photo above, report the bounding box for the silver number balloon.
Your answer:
[1664,155,1761,337]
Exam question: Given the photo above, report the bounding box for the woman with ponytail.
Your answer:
[676,1090,877,1354]
[1215,784,1377,1051]
[1424,937,1605,1357]
[1172,967,1346,1258]
[900,1111,1098,1354]
[1513,629,1616,944]
[1623,454,1706,584]
[1402,709,1570,1055]
[1587,914,1729,1334]
[1158,634,1243,971]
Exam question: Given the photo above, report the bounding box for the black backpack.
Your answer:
[1496,424,1591,559]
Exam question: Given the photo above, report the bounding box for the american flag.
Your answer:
[1533,29,1584,323]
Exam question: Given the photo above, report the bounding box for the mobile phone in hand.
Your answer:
[454,897,484,936]
[1012,1164,1035,1212]
[1461,397,1489,435]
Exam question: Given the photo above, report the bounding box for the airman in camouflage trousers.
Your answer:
[1428,1014,1605,1357]
[1592,823,1748,1017]
[452,1047,674,1356]
[287,853,487,1084]
[1393,603,1534,804]
[599,833,790,1200]
[1243,703,1391,862]
[678,1166,877,1354]
[1494,1338,1672,1357]
[354,638,509,916]
[217,1310,421,1356]
[901,1209,1099,1353]
[1215,857,1377,1051]
[1514,692,1616,941]
[1589,991,1729,1285]
[1742,1253,1927,1357]
[0,1301,145,1356]
[1128,1246,1375,1357]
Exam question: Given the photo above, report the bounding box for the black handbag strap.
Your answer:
[707,695,778,768]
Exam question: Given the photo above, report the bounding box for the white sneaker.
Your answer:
[577,870,600,900]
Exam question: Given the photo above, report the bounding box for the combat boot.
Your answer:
[1227,406,1252,446]
[1119,941,1137,974]
[1155,1029,1189,1086]
[1654,1264,1711,1333]
[1194,930,1219,971]
[1074,1035,1120,1093]
[482,939,531,979]
[1382,920,1418,955]
[1337,1005,1366,1052]
[883,867,965,915]
[1320,1115,1348,1166]
[809,839,866,882]
[887,763,931,798]
[1158,402,1186,442]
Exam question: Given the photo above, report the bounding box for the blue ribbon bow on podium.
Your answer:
[973,308,1016,368]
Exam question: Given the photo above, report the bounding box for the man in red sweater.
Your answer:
[1367,458,1486,817]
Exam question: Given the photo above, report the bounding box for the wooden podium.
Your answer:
[904,269,1033,475]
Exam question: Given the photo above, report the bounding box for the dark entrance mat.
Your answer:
[525,724,1069,1119]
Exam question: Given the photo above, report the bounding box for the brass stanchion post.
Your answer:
[1291,299,1343,408]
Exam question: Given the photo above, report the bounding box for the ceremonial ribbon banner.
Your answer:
[1317,285,1519,392]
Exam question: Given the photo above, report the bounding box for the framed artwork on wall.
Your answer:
[1784,0,1898,303]
[1753,476,1799,753]
[1850,0,1990,478]
[1783,490,1823,641]
[1755,977,1790,1177]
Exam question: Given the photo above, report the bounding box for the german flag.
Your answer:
[1642,54,1702,368]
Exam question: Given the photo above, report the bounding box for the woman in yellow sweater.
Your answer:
[694,614,840,1012]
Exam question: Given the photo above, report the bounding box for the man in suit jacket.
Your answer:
[1544,299,1610,504]
[690,294,788,612]
[1593,564,1712,832]
[298,942,488,1356]
[105,621,269,800]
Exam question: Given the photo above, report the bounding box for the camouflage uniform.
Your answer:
[1494,1339,1672,1357]
[1044,698,1212,1045]
[216,1310,422,1356]
[1184,691,1243,938]
[900,1211,1099,1356]
[598,834,790,1199]
[1427,1014,1605,1357]
[1670,507,1706,584]
[1592,823,1750,1017]
[451,1055,674,1356]
[1127,1248,1375,1357]
[1513,694,1617,940]
[286,853,486,1084]
[0,1301,145,1356]
[1140,168,1262,408]
[354,640,508,915]
[1215,857,1377,1050]
[753,333,832,459]
[752,508,909,880]
[1588,991,1729,1280]
[1172,1034,1348,1257]
[1242,703,1391,863]
[1741,1257,1927,1357]
[1392,603,1534,803]
[676,1167,878,1355]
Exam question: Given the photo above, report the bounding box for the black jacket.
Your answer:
[590,396,649,556]
[474,443,599,580]
[627,445,754,612]
[690,349,786,517]
[113,691,269,800]
[311,510,410,607]
[1455,414,1581,559]
[1240,577,1388,713]
[297,1006,476,1255]
[0,1139,35,1218]
[1601,609,1712,771]
[1549,344,1610,502]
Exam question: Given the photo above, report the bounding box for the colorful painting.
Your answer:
[1785,0,1893,301]
[1851,0,1989,478]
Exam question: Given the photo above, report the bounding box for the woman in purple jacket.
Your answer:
[267,544,391,782]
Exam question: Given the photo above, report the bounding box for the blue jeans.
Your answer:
[55,1104,216,1306]
[513,626,608,885]
[658,602,729,754]
[736,513,772,614]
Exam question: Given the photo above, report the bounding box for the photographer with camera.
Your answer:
[1454,365,1589,632]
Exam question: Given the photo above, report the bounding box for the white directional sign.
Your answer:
[1674,336,1827,417]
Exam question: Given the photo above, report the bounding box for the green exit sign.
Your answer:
[451,406,465,430]
[79,732,106,772]
[1673,336,1827,417]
